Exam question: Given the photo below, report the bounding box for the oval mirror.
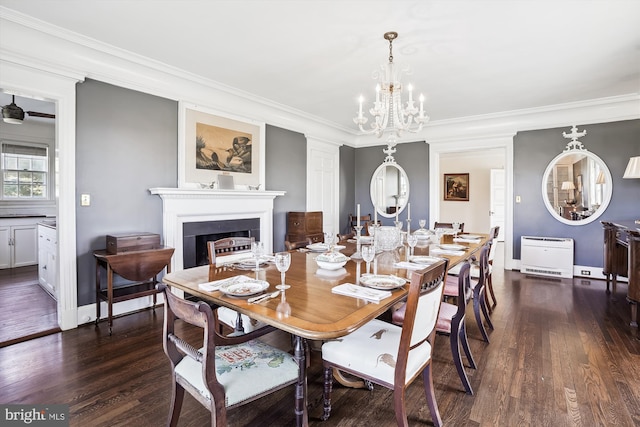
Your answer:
[541,150,612,225]
[370,162,410,218]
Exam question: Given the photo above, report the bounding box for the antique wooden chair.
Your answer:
[434,261,476,394]
[158,284,297,427]
[433,221,465,232]
[444,244,493,342]
[321,260,447,427]
[349,213,372,235]
[284,239,312,251]
[207,237,265,335]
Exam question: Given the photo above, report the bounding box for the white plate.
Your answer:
[459,234,482,239]
[235,259,269,270]
[219,278,269,296]
[439,244,467,251]
[360,275,406,290]
[409,256,442,265]
[307,243,346,252]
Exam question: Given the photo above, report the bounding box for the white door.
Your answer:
[490,169,505,241]
[307,138,339,236]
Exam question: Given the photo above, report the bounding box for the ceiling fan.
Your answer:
[2,95,55,124]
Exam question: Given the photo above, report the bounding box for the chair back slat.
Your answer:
[207,236,255,264]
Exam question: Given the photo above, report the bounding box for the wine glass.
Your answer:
[274,251,291,290]
[324,231,335,251]
[452,222,461,235]
[419,219,427,231]
[407,233,418,260]
[276,291,291,318]
[251,241,265,275]
[361,244,375,275]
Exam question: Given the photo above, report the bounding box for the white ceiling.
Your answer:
[1,0,639,132]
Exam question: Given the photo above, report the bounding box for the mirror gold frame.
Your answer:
[370,162,410,218]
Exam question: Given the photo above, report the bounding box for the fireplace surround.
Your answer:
[149,188,285,271]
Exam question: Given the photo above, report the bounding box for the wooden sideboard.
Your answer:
[286,211,323,244]
[602,221,640,328]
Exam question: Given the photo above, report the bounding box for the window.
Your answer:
[1,142,48,200]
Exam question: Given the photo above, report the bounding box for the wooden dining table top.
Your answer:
[162,233,489,341]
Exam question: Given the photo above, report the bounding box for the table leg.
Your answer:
[629,298,638,328]
[107,265,114,335]
[293,335,308,427]
[95,259,101,325]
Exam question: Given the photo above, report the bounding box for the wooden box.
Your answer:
[106,232,161,254]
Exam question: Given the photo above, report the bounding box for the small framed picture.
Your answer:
[444,173,469,201]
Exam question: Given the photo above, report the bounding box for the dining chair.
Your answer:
[485,226,500,310]
[392,261,476,394]
[158,284,298,427]
[444,244,493,343]
[433,221,465,232]
[349,213,372,234]
[207,237,265,335]
[321,259,448,427]
[284,239,311,251]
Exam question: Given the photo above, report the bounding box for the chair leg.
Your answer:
[450,321,473,395]
[421,362,443,427]
[480,290,494,330]
[167,382,185,427]
[321,366,333,421]
[393,386,409,427]
[459,321,477,370]
[487,272,497,308]
[474,290,490,343]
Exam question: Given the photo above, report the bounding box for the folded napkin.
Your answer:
[332,283,392,303]
[454,237,481,243]
[430,248,466,256]
[393,261,428,270]
[198,275,250,292]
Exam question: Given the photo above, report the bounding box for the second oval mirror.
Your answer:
[370,162,410,218]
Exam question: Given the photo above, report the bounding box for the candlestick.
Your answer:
[395,206,399,223]
[407,202,411,221]
[357,204,361,228]
[374,208,378,226]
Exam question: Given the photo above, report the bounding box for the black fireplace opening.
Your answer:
[183,218,260,268]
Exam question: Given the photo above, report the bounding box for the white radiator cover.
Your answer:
[520,236,574,278]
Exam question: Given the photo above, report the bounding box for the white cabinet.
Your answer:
[0,223,38,269]
[38,224,57,298]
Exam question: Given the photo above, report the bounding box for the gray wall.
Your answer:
[354,141,430,228]
[76,79,178,305]
[339,145,356,235]
[513,119,640,267]
[265,125,307,252]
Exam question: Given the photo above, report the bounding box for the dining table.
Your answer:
[162,232,489,426]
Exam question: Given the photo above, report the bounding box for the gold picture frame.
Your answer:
[444,173,469,201]
[178,102,265,189]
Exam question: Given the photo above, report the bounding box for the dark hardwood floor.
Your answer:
[1,247,639,426]
[0,266,59,347]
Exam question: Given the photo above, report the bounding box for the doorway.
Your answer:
[0,92,59,345]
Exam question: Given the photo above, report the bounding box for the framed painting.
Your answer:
[444,173,469,201]
[178,102,265,189]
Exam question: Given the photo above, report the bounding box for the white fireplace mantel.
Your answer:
[149,187,286,271]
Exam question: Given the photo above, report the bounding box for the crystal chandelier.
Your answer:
[354,31,429,161]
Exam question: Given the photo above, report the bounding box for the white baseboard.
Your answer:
[77,293,166,325]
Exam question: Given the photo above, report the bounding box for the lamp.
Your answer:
[623,156,640,179]
[354,32,429,162]
[1,95,25,124]
[596,170,606,184]
[561,181,576,191]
